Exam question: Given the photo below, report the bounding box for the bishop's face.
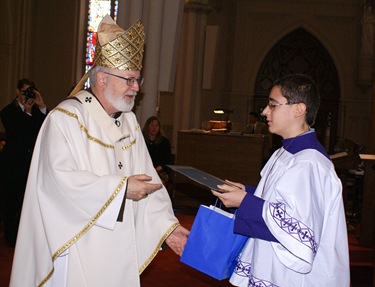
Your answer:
[102,70,142,113]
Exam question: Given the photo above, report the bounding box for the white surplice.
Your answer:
[10,90,179,287]
[230,133,350,287]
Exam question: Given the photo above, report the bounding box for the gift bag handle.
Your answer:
[215,198,222,208]
[213,198,238,217]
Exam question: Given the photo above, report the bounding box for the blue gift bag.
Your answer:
[180,204,248,280]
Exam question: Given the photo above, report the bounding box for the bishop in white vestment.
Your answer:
[10,15,189,287]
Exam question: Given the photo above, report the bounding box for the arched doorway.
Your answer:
[254,28,340,153]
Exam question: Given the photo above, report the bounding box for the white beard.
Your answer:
[105,87,137,112]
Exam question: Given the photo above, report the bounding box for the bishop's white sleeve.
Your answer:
[95,185,126,230]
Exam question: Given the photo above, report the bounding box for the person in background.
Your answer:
[0,78,48,247]
[142,116,172,189]
[212,74,350,286]
[245,111,269,134]
[245,111,272,163]
[10,15,189,287]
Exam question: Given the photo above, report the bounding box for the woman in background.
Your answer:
[143,116,172,189]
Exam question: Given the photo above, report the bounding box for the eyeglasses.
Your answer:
[103,72,144,87]
[266,102,298,110]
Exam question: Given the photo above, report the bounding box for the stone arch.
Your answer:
[254,28,340,153]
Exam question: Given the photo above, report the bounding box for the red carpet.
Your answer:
[0,210,373,286]
[0,211,230,287]
[141,212,230,287]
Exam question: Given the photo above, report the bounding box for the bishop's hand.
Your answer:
[126,174,162,201]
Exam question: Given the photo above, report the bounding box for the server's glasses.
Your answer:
[266,101,298,110]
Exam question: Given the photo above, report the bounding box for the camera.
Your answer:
[22,87,36,100]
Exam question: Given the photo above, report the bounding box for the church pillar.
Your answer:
[369,87,375,153]
[136,0,164,126]
[358,3,375,153]
[358,4,375,86]
[118,0,184,128]
[117,0,143,29]
[14,0,33,78]
[172,1,213,150]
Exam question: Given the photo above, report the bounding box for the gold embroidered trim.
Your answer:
[122,139,136,150]
[38,268,54,287]
[54,107,136,150]
[38,176,128,287]
[138,222,181,274]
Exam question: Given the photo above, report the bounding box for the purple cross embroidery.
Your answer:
[301,230,309,239]
[275,209,284,218]
[269,202,318,255]
[290,224,298,231]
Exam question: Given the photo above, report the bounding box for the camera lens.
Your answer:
[22,87,36,99]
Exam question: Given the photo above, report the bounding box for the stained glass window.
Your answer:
[85,0,118,73]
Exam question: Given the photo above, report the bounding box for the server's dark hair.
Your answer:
[273,74,320,126]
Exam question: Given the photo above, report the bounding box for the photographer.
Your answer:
[0,78,47,247]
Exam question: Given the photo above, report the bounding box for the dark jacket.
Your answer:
[0,98,47,177]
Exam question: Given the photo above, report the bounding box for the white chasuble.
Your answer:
[10,90,179,287]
